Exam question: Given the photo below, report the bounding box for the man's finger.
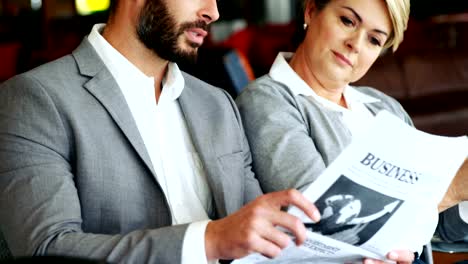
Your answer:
[266,209,311,245]
[260,224,293,249]
[269,189,321,222]
[250,235,283,259]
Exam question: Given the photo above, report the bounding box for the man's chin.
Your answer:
[182,39,202,50]
[175,44,199,64]
[172,50,198,65]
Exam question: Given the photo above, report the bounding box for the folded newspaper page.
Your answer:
[233,110,468,264]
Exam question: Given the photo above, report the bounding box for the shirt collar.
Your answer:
[87,24,184,101]
[269,52,379,112]
[269,52,314,97]
[163,63,185,101]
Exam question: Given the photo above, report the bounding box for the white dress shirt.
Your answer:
[88,24,214,264]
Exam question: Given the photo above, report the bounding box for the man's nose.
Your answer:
[198,0,220,24]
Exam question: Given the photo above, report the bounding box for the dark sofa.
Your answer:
[354,48,468,136]
[352,15,468,137]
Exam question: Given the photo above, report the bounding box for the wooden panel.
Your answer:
[432,251,468,264]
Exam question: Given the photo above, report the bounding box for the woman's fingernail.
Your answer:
[388,252,399,260]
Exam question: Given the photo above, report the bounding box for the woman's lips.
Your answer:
[333,51,353,67]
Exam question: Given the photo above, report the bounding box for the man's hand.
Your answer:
[364,249,415,264]
[439,158,468,212]
[204,189,320,261]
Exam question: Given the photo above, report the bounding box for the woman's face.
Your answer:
[302,0,392,88]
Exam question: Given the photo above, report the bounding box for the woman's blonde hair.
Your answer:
[303,0,410,52]
[383,0,410,52]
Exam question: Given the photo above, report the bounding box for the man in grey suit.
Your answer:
[0,0,321,263]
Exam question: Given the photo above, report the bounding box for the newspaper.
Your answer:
[233,110,468,264]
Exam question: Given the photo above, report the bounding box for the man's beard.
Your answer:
[136,0,209,64]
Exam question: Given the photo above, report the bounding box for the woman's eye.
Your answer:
[369,37,382,47]
[340,16,354,27]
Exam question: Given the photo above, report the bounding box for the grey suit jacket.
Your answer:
[0,39,262,263]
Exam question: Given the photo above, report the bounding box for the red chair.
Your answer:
[0,42,22,82]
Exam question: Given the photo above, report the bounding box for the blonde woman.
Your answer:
[237,0,468,263]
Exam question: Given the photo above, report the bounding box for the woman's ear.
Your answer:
[304,0,317,26]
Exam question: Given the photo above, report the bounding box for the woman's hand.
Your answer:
[439,158,468,212]
[363,249,415,264]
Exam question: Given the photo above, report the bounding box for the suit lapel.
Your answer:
[72,40,156,178]
[178,80,229,218]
